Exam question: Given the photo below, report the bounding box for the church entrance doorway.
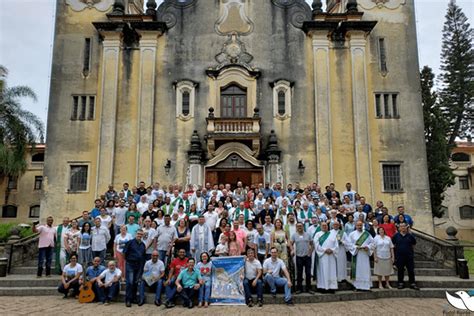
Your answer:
[205,169,263,189]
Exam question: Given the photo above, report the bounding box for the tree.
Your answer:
[0,66,45,178]
[421,66,455,218]
[439,0,473,145]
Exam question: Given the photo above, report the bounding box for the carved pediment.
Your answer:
[65,0,114,12]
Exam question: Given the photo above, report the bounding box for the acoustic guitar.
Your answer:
[78,281,95,303]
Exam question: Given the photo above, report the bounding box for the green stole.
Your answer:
[170,197,183,211]
[351,230,370,279]
[311,225,321,238]
[183,200,190,213]
[336,229,344,243]
[162,204,172,215]
[235,208,250,222]
[318,231,330,246]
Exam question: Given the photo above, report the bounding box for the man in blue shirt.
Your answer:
[392,223,419,290]
[90,199,102,219]
[261,183,273,200]
[123,229,146,307]
[82,256,106,302]
[394,206,414,227]
[176,258,202,309]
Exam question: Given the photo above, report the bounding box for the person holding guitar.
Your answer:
[79,257,105,303]
[97,260,122,305]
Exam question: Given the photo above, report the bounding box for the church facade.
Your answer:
[42,0,434,232]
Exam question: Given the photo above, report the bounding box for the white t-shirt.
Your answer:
[114,233,132,253]
[96,215,112,229]
[204,211,218,231]
[373,235,394,259]
[137,202,149,214]
[63,263,83,279]
[99,268,122,284]
[254,232,270,255]
[143,259,165,278]
[113,207,128,226]
[142,227,157,254]
[263,257,286,278]
[245,258,262,280]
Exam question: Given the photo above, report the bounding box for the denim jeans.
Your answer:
[198,281,211,303]
[98,282,119,302]
[243,278,263,303]
[165,277,177,302]
[296,256,312,291]
[264,274,292,302]
[139,278,163,303]
[92,249,107,265]
[125,261,144,303]
[180,287,196,307]
[158,250,168,264]
[37,246,53,276]
[57,279,80,296]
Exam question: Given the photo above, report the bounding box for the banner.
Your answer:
[209,256,246,305]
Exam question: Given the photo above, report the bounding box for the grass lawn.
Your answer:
[465,248,474,275]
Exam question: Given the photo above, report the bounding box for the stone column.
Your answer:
[312,31,333,184]
[135,30,160,185]
[96,31,122,194]
[348,31,374,200]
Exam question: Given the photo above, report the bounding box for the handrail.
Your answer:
[410,227,456,247]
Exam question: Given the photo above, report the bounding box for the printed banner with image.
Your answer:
[209,256,246,305]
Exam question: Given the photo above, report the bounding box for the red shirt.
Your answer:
[380,223,397,238]
[170,257,189,277]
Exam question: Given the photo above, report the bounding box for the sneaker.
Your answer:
[154,299,161,306]
[138,300,144,306]
[286,300,295,306]
[247,300,254,307]
[410,284,420,291]
[295,290,302,295]
[257,300,263,307]
[397,283,404,290]
[125,301,132,307]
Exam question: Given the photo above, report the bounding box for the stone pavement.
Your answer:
[0,297,452,316]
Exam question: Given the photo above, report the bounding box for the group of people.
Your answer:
[34,180,419,308]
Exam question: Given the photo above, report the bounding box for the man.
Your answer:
[290,222,314,294]
[254,192,265,216]
[392,222,419,290]
[55,217,70,274]
[142,217,157,260]
[297,202,313,231]
[261,182,273,199]
[152,182,165,200]
[164,248,189,308]
[137,181,147,196]
[244,248,263,307]
[395,206,414,227]
[262,215,274,235]
[139,250,165,306]
[232,219,247,253]
[137,195,149,214]
[203,204,219,231]
[359,196,372,214]
[190,215,215,261]
[90,199,103,219]
[314,222,338,293]
[122,182,133,200]
[155,214,178,263]
[175,258,202,309]
[284,213,297,242]
[97,260,122,305]
[105,185,118,202]
[233,201,254,223]
[254,224,270,263]
[342,182,357,204]
[33,216,56,277]
[192,189,206,214]
[348,221,373,291]
[331,221,349,283]
[113,199,128,234]
[123,229,146,307]
[276,199,292,225]
[91,217,110,264]
[82,257,106,301]
[78,211,92,228]
[259,203,275,225]
[263,247,294,306]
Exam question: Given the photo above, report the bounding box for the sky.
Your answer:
[0,0,472,127]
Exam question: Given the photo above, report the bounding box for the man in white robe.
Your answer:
[314,222,338,293]
[190,216,214,261]
[348,221,374,291]
[331,221,349,282]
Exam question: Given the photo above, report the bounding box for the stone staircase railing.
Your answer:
[0,233,40,273]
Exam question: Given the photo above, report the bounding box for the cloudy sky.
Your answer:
[0,0,472,126]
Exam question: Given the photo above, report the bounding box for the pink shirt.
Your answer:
[37,225,57,248]
[233,228,247,251]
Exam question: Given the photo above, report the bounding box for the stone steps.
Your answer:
[344,267,456,277]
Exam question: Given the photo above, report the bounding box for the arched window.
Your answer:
[272,80,292,119]
[31,152,45,162]
[29,205,40,218]
[220,84,247,118]
[278,91,286,115]
[452,152,470,162]
[176,80,197,120]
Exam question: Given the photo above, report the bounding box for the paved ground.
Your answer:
[0,297,454,315]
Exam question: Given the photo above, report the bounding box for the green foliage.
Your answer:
[0,223,34,243]
[421,66,455,218]
[0,65,44,178]
[464,248,474,275]
[439,0,474,145]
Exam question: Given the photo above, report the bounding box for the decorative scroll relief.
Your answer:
[215,0,254,36]
[157,0,198,29]
[215,33,253,70]
[358,0,406,10]
[65,0,114,12]
[270,0,311,28]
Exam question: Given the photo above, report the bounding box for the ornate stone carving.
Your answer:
[187,130,204,164]
[270,0,312,29]
[215,0,254,36]
[157,0,198,29]
[358,0,406,10]
[215,33,253,70]
[265,130,282,164]
[65,0,114,12]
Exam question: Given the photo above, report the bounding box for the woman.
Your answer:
[344,214,356,235]
[215,218,228,245]
[244,220,257,251]
[154,209,165,227]
[125,202,141,225]
[175,219,191,257]
[98,207,112,229]
[78,222,93,268]
[368,219,379,238]
[379,214,397,238]
[216,200,226,217]
[105,200,115,216]
[197,252,212,308]
[152,199,161,212]
[64,219,80,262]
[114,225,132,281]
[224,196,233,210]
[228,231,241,256]
[373,227,395,289]
[57,253,82,298]
[271,219,289,266]
[395,214,407,229]
[188,204,199,230]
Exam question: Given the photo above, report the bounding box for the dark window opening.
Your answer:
[382,164,402,192]
[459,176,470,190]
[220,84,247,118]
[34,176,43,190]
[29,205,40,218]
[83,38,91,76]
[182,91,190,116]
[2,205,17,218]
[378,38,388,73]
[278,91,286,115]
[7,176,17,190]
[69,165,88,191]
[31,153,44,162]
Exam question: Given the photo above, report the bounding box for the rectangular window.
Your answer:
[29,205,40,218]
[382,164,402,192]
[7,176,17,190]
[459,176,470,190]
[69,165,88,192]
[460,205,474,219]
[2,205,17,218]
[182,91,190,116]
[378,38,388,73]
[375,93,399,119]
[278,91,286,115]
[71,95,95,121]
[83,38,91,76]
[34,176,43,190]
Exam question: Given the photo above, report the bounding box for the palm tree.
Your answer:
[0,65,45,178]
